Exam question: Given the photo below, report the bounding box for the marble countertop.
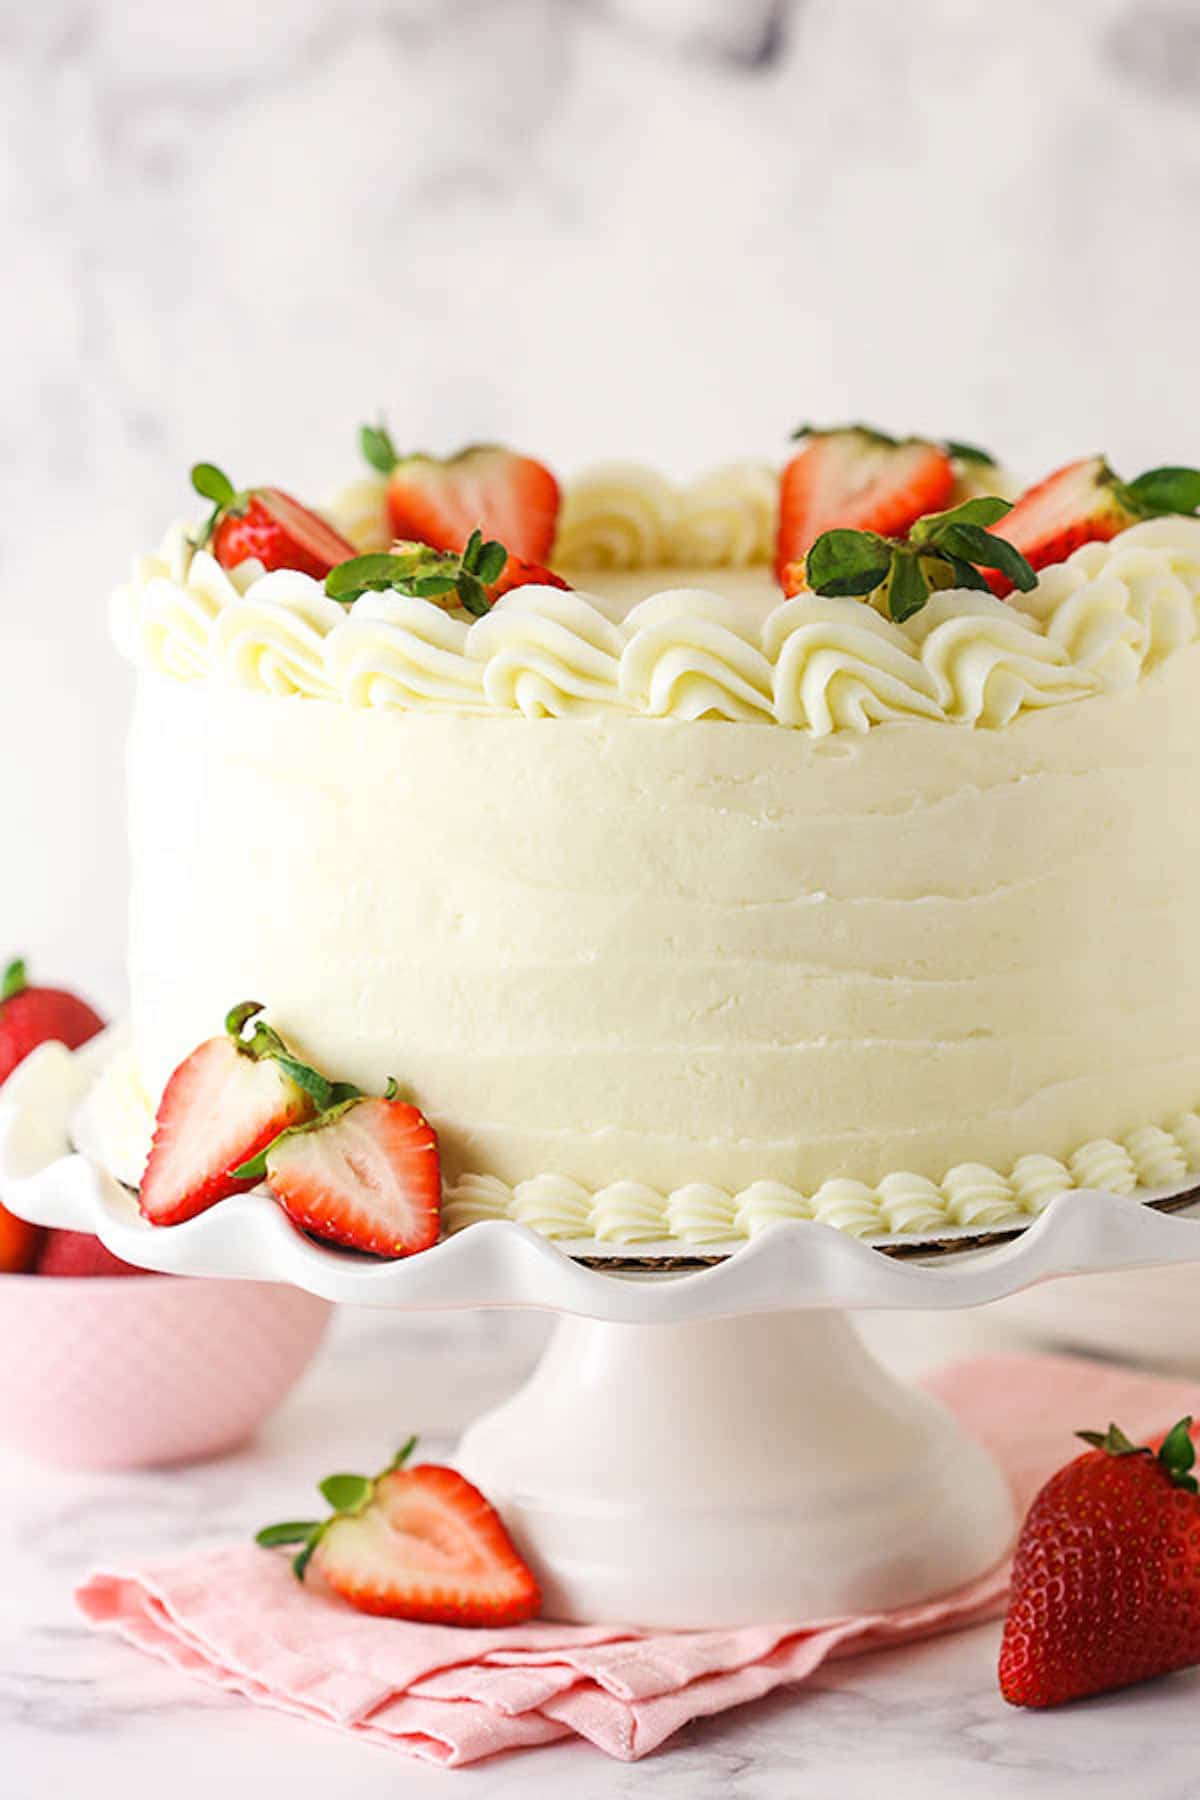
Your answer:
[4,1304,1199,1799]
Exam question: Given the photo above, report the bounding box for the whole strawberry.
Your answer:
[1000,1418,1200,1708]
[0,957,105,1273]
[0,957,104,1086]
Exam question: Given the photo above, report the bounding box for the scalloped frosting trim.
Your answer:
[441,1112,1200,1245]
[110,516,1200,734]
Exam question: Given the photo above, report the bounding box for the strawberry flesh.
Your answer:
[266,1096,440,1258]
[1000,1425,1200,1707]
[314,1464,541,1625]
[385,447,560,567]
[140,1037,313,1227]
[212,489,355,579]
[985,455,1131,595]
[775,430,955,586]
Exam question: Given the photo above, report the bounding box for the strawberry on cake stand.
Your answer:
[6,1031,1200,1630]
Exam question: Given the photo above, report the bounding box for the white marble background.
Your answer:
[3,0,1200,1003]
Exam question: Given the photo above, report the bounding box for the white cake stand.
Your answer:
[6,1039,1200,1630]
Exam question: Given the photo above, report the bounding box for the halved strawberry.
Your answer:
[775,425,955,588]
[259,1085,440,1258]
[257,1438,541,1626]
[140,1003,319,1227]
[325,533,571,617]
[360,426,560,566]
[985,456,1200,594]
[191,463,355,579]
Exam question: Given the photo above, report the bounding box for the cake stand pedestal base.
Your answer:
[456,1307,1015,1628]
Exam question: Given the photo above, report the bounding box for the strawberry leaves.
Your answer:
[325,529,509,616]
[2,959,27,1004]
[256,1438,420,1582]
[190,462,246,548]
[220,1001,363,1181]
[360,421,400,475]
[1119,466,1200,518]
[1076,1417,1198,1494]
[805,494,1037,623]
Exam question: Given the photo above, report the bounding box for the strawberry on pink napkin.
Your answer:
[76,1354,1198,1766]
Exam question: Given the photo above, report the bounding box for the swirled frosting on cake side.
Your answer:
[110,518,1200,734]
[440,1110,1200,1245]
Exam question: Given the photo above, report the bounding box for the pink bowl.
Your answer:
[0,1271,332,1469]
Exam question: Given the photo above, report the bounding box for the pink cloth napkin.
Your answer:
[77,1352,1198,1766]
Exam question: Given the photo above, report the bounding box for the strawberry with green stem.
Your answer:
[802,494,1038,622]
[360,425,561,577]
[325,530,569,618]
[984,456,1200,595]
[1000,1417,1200,1708]
[257,1436,540,1625]
[190,463,356,579]
[0,957,106,1271]
[140,1001,355,1227]
[775,425,958,587]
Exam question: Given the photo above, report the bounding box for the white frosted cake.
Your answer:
[98,433,1200,1249]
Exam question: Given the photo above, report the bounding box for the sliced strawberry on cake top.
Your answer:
[984,456,1200,594]
[775,425,956,592]
[191,463,356,579]
[360,426,561,567]
[325,531,570,617]
[257,1437,541,1626]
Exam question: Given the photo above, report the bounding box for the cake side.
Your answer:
[124,638,1200,1217]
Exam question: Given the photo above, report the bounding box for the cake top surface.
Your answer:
[112,431,1200,735]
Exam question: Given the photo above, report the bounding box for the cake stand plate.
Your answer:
[6,1041,1200,1629]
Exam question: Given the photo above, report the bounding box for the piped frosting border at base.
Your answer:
[443,1112,1200,1246]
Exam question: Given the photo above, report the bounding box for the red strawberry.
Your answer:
[262,1086,440,1258]
[0,1205,42,1274]
[191,462,355,579]
[257,1438,541,1626]
[487,555,571,601]
[140,1002,318,1227]
[35,1229,153,1278]
[776,426,955,588]
[360,426,560,567]
[0,957,105,1086]
[326,535,571,617]
[987,456,1200,595]
[999,1418,1200,1708]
